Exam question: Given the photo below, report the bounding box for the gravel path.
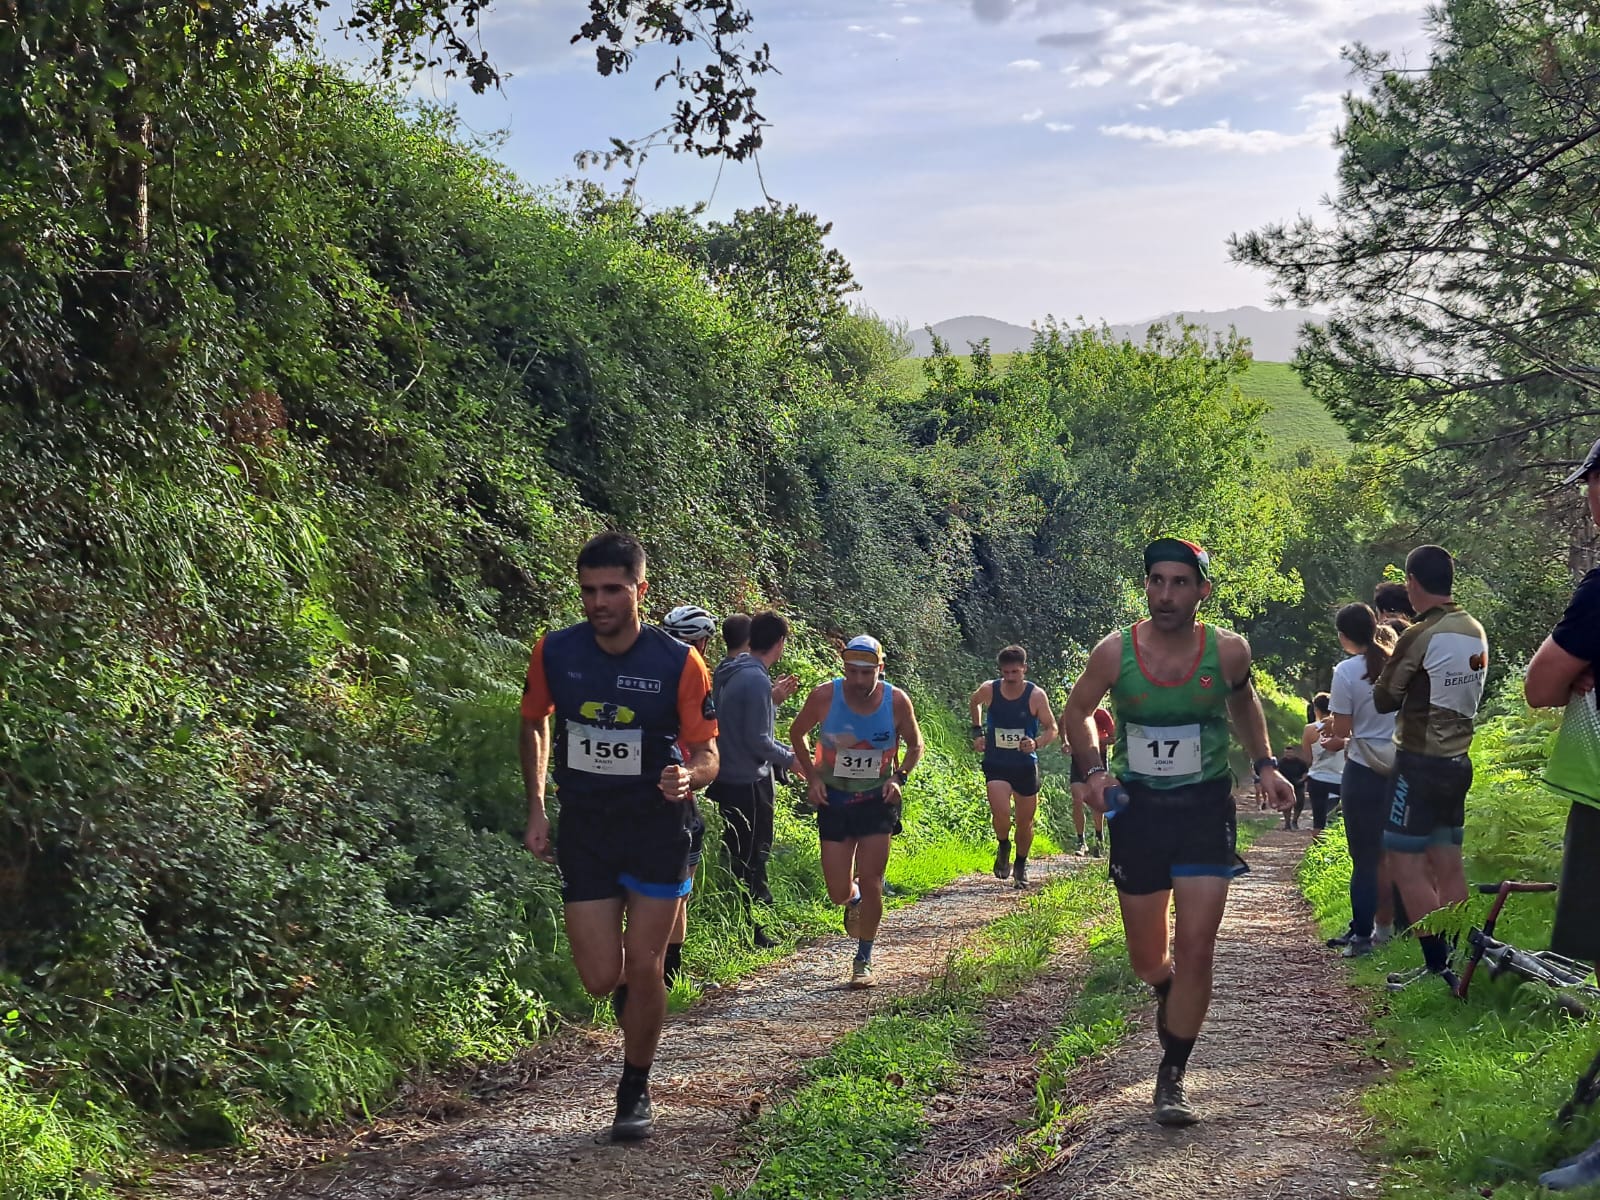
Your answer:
[1023,828,1383,1200]
[149,857,1080,1200]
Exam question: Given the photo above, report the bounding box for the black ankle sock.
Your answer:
[1160,1034,1196,1073]
[1152,976,1175,1047]
[664,941,684,989]
[619,1058,651,1100]
[998,838,1010,854]
[1420,934,1451,974]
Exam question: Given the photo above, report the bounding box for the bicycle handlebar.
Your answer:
[1474,881,1559,894]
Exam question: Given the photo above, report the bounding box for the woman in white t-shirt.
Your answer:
[1323,603,1398,957]
[1299,692,1345,830]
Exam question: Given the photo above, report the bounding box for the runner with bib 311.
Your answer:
[1063,537,1293,1128]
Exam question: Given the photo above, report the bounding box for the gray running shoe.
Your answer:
[1540,1138,1600,1190]
[850,959,875,988]
[1341,937,1374,959]
[843,898,863,939]
[994,842,1012,880]
[1153,1064,1198,1126]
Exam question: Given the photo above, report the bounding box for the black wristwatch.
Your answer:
[892,769,910,786]
[1253,755,1280,775]
[970,724,984,737]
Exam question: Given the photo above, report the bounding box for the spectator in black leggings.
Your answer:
[1324,604,1397,958]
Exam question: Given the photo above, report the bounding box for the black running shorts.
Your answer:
[1551,802,1600,962]
[1383,749,1471,853]
[983,757,1041,796]
[818,788,901,842]
[555,789,701,904]
[1107,777,1245,895]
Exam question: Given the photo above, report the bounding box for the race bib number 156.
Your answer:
[567,720,643,776]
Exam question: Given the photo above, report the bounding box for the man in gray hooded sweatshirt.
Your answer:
[708,610,797,947]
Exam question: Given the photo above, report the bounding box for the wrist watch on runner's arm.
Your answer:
[1253,756,1279,775]
[892,769,910,786]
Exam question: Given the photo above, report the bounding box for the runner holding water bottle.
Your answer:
[1063,538,1294,1127]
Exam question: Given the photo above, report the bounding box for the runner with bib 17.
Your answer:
[1063,537,1294,1128]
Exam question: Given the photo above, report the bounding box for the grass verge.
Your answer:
[1300,814,1600,1198]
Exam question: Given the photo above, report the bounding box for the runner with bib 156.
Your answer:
[1063,537,1294,1127]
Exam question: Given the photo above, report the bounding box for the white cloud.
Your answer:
[1008,57,1044,70]
[900,15,923,24]
[1100,119,1328,154]
[1021,108,1045,121]
[1045,121,1075,132]
[1066,41,1236,105]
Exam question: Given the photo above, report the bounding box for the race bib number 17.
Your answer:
[567,720,643,777]
[1125,723,1202,778]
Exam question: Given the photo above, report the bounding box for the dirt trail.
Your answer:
[150,858,1077,1200]
[1020,828,1383,1200]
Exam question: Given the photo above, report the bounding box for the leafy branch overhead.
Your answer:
[574,0,774,163]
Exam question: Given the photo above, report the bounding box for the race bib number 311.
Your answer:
[1125,723,1202,778]
[567,720,643,777]
[834,747,885,780]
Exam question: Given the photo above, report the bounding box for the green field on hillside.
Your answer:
[893,355,1348,460]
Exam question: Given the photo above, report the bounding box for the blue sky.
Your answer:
[365,0,1435,329]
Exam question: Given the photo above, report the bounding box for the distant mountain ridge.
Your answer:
[906,306,1324,363]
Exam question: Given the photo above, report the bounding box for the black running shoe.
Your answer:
[1326,927,1356,949]
[1012,859,1029,889]
[753,926,778,950]
[994,841,1011,880]
[1153,1064,1198,1126]
[612,1082,654,1141]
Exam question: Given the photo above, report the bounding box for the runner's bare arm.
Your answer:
[1064,632,1120,775]
[787,683,831,781]
[1220,633,1294,811]
[1027,686,1058,752]
[968,681,991,752]
[894,689,925,778]
[1299,722,1321,761]
[520,715,554,860]
[682,739,718,791]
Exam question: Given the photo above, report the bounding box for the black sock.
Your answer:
[1160,1034,1196,1073]
[620,1058,651,1098]
[1152,976,1174,1046]
[664,941,684,989]
[998,838,1010,853]
[1420,934,1451,974]
[612,982,628,1023]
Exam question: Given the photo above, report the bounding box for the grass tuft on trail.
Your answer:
[733,867,1118,1200]
[1299,715,1600,1199]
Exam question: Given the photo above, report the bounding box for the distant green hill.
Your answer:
[1238,360,1349,459]
[891,355,1349,460]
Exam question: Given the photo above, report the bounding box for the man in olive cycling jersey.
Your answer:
[1064,538,1293,1126]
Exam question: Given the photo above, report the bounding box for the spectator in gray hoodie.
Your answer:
[709,610,797,948]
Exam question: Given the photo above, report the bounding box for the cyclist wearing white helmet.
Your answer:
[663,605,717,649]
[657,603,719,998]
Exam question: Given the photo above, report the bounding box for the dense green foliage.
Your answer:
[1300,706,1589,1198]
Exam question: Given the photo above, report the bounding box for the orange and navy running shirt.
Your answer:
[522,622,717,800]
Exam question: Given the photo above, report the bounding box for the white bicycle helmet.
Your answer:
[663,604,717,644]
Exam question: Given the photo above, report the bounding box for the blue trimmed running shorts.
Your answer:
[554,789,702,903]
[1107,777,1247,895]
